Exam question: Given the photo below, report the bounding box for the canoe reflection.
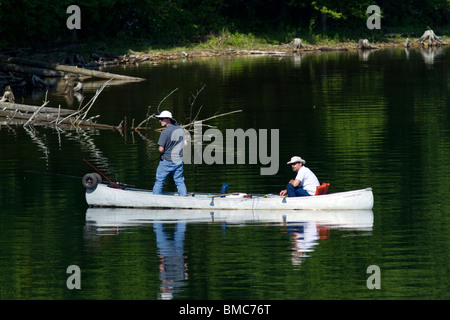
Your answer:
[85,208,373,229]
[85,208,373,299]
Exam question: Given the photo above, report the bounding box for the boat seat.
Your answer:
[315,183,330,196]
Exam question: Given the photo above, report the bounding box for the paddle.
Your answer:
[208,193,243,198]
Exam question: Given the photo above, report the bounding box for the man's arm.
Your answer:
[280,179,300,196]
[289,179,300,187]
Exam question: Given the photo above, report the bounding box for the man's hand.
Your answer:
[280,189,287,196]
[158,146,164,161]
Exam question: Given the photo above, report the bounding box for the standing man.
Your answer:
[153,110,188,196]
[280,156,320,197]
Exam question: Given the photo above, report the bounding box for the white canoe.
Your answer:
[84,182,374,210]
[86,207,374,230]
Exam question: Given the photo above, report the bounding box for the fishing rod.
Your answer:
[83,159,120,189]
[26,161,121,190]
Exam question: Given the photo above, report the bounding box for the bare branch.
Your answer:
[187,84,206,122]
[157,87,178,113]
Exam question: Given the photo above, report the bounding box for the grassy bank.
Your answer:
[7,27,449,64]
[99,26,450,53]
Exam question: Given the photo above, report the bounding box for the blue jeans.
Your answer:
[153,160,187,195]
[286,183,311,197]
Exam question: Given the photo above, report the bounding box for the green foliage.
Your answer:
[0,0,449,49]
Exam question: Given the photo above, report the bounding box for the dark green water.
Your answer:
[1,47,450,300]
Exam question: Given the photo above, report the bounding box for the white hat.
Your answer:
[287,156,306,165]
[155,110,176,123]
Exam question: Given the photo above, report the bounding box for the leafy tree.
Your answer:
[0,0,450,49]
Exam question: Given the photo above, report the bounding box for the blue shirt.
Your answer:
[158,124,185,163]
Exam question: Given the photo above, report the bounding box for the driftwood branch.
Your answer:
[357,39,380,50]
[134,113,155,131]
[1,78,119,130]
[133,87,179,131]
[187,84,206,123]
[0,101,72,115]
[417,29,443,46]
[156,109,243,133]
[290,38,305,49]
[405,38,410,48]
[156,87,178,114]
[57,78,113,125]
[23,101,49,127]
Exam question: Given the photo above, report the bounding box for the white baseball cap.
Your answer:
[287,156,306,164]
[155,110,176,123]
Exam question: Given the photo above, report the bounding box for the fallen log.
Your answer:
[0,79,121,130]
[0,101,73,115]
[0,54,145,81]
[0,110,119,130]
[0,62,66,77]
[319,47,349,52]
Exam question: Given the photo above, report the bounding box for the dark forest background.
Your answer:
[1,0,449,48]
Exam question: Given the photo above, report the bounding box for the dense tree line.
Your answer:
[0,0,449,48]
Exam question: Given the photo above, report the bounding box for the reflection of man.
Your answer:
[152,110,187,195]
[154,221,187,300]
[287,222,320,266]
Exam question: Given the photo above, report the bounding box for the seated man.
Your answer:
[280,156,320,197]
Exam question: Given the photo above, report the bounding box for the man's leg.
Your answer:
[153,161,170,194]
[172,161,187,195]
[286,183,310,197]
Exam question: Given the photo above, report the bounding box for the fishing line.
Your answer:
[24,170,82,180]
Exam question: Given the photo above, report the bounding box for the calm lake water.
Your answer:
[1,47,450,301]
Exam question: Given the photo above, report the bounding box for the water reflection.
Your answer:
[287,222,321,266]
[358,49,377,61]
[3,48,450,299]
[419,46,444,66]
[154,221,187,300]
[85,208,373,229]
[85,208,373,299]
[23,126,50,166]
[5,125,119,181]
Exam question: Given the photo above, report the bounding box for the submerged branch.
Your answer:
[2,78,119,130]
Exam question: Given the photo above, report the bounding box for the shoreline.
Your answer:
[0,36,446,90]
[3,36,447,66]
[106,38,449,65]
